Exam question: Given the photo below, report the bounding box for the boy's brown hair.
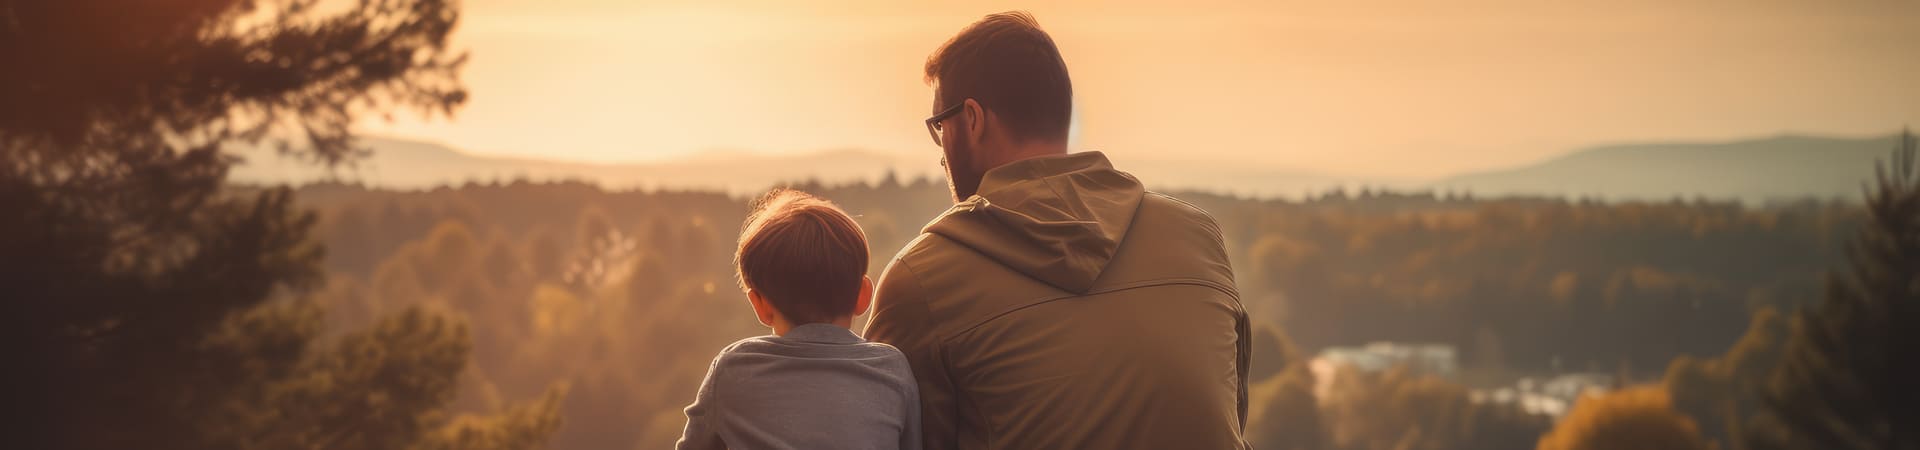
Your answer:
[734,189,870,324]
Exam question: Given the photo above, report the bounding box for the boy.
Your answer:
[676,189,921,450]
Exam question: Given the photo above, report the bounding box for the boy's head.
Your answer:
[735,189,872,329]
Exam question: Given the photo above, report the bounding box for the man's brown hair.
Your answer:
[925,11,1073,142]
[734,189,870,324]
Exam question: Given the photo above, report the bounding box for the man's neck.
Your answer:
[983,139,1069,171]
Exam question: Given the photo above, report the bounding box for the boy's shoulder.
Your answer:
[856,339,904,353]
[854,340,910,362]
[705,333,916,395]
[718,334,775,353]
[709,335,786,362]
[710,331,907,362]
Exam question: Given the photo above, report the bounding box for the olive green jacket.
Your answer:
[864,151,1251,450]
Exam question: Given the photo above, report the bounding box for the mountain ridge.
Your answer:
[231,132,1905,201]
[1431,133,1898,202]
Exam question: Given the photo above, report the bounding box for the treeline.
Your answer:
[1185,190,1855,372]
[283,174,1859,449]
[285,178,952,448]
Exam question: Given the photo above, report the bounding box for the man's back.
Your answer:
[865,152,1250,449]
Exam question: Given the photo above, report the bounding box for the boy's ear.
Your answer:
[853,276,875,317]
[746,289,778,328]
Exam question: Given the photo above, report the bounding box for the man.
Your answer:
[862,11,1252,450]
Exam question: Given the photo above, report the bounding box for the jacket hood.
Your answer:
[924,151,1145,293]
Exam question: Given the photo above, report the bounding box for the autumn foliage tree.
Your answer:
[1320,366,1549,450]
[1536,386,1711,450]
[1663,306,1788,449]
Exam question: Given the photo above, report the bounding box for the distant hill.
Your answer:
[1431,134,1900,203]
[230,136,1386,197]
[229,137,938,195]
[233,133,1901,201]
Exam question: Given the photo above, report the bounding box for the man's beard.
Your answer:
[942,138,982,203]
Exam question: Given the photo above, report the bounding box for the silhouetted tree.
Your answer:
[0,0,557,448]
[1748,129,1920,450]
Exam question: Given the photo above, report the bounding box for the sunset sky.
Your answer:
[358,0,1920,179]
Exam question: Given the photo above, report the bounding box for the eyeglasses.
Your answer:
[924,103,964,146]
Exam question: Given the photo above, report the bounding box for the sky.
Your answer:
[358,0,1920,180]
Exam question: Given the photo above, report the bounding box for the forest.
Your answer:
[271,172,1863,449]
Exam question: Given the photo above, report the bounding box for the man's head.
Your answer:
[925,11,1073,202]
[734,189,873,329]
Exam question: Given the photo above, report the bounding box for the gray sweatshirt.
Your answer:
[676,323,922,450]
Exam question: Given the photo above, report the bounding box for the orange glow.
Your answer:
[360,0,1920,179]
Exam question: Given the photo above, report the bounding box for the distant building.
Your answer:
[1315,342,1459,377]
[1468,373,1614,419]
[1308,342,1461,400]
[1307,342,1612,420]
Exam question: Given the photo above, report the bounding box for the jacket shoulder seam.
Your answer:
[1146,191,1218,223]
[1145,191,1226,240]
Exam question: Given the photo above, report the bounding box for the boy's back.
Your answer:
[681,189,918,449]
[676,323,921,450]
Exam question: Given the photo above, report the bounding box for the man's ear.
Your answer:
[853,276,875,317]
[962,98,986,141]
[746,289,778,328]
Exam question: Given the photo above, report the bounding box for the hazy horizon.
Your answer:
[355,0,1920,179]
[232,131,1906,204]
[319,127,1904,178]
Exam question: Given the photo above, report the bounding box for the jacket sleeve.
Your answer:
[863,261,957,450]
[674,355,726,450]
